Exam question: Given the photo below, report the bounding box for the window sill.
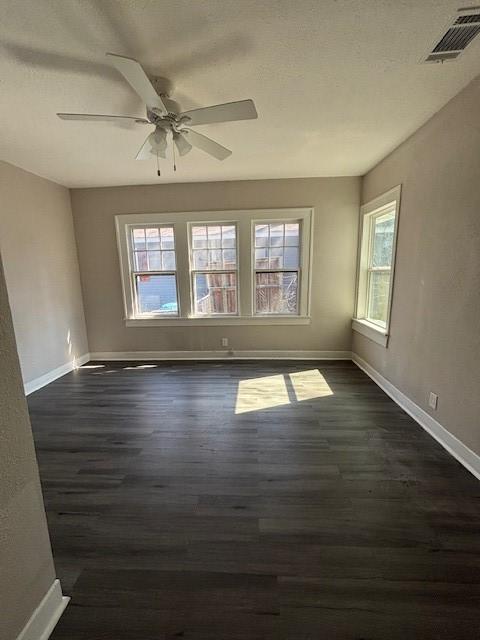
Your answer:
[126,315,311,327]
[352,318,389,347]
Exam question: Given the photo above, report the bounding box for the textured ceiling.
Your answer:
[1,0,480,187]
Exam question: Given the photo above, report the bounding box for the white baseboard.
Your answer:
[16,579,69,640]
[352,353,480,481]
[89,350,352,361]
[24,353,90,395]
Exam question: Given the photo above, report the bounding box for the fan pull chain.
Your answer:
[173,139,177,172]
[156,150,160,177]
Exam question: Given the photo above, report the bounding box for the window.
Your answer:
[130,226,178,316]
[190,224,238,315]
[116,208,313,326]
[353,186,401,346]
[366,209,395,325]
[254,222,300,314]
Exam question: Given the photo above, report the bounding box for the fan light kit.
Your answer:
[57,53,258,175]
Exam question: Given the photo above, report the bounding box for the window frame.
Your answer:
[188,221,239,317]
[127,223,180,318]
[365,207,395,327]
[115,208,313,326]
[353,185,401,347]
[252,220,303,316]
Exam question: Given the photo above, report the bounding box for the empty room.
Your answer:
[1,1,480,638]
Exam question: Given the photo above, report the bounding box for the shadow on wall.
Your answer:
[1,0,253,114]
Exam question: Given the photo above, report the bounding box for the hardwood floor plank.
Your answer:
[27,360,480,639]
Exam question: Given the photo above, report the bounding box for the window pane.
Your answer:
[132,226,177,274]
[194,273,237,315]
[255,248,268,268]
[269,224,284,247]
[256,272,298,314]
[134,251,148,271]
[132,228,146,251]
[371,212,395,268]
[192,226,207,248]
[284,246,299,268]
[162,251,176,270]
[146,227,160,250]
[136,274,178,315]
[193,249,208,269]
[193,248,237,270]
[207,225,221,248]
[160,227,175,250]
[285,223,300,246]
[367,271,391,326]
[269,247,283,268]
[223,249,236,268]
[208,249,222,268]
[191,225,236,268]
[222,225,236,248]
[255,224,269,247]
[148,251,161,270]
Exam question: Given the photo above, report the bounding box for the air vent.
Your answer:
[425,51,462,62]
[422,7,480,62]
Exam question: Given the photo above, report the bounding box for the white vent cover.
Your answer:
[422,7,480,63]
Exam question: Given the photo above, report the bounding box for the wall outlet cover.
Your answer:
[429,392,438,410]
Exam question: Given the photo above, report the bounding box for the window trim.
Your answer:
[115,208,313,326]
[252,219,303,316]
[365,205,395,327]
[353,185,401,347]
[127,223,180,318]
[188,221,239,317]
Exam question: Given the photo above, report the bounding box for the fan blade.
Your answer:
[106,53,167,114]
[173,132,192,157]
[57,113,149,123]
[136,136,155,160]
[184,129,231,160]
[135,128,167,160]
[180,99,257,126]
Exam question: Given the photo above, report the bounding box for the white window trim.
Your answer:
[352,185,401,347]
[251,217,308,317]
[128,223,179,317]
[116,208,313,326]
[188,221,239,317]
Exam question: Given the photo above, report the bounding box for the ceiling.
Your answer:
[1,0,480,188]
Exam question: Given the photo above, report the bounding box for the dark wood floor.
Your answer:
[28,360,480,639]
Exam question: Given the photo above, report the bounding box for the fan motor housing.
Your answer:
[146,109,185,133]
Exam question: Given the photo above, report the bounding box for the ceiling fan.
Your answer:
[57,53,258,173]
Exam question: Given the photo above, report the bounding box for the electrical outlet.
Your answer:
[221,337,229,347]
[428,392,438,410]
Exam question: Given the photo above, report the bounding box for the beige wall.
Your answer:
[71,177,360,354]
[353,76,480,455]
[0,161,88,385]
[0,253,57,640]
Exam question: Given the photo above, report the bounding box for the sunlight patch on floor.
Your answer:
[235,369,333,414]
[235,374,289,414]
[289,369,333,401]
[123,364,158,370]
